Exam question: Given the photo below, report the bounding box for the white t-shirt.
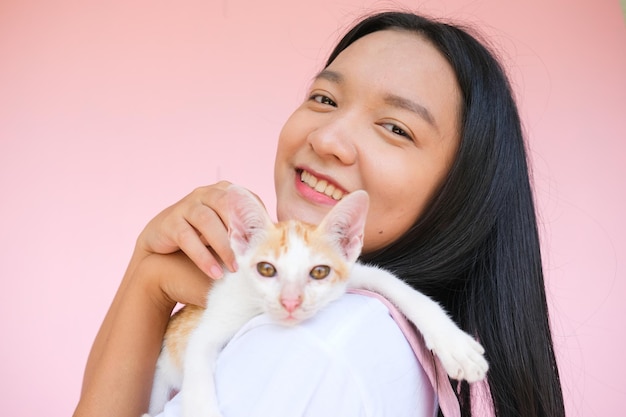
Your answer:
[154,293,438,417]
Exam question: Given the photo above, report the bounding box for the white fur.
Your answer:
[348,263,488,382]
[144,187,488,417]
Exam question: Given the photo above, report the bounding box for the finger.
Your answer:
[152,252,214,308]
[182,202,235,272]
[188,183,237,272]
[173,218,226,279]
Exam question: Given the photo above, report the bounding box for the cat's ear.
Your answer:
[226,185,273,257]
[318,190,369,263]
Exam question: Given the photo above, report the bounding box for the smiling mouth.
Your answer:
[299,169,345,201]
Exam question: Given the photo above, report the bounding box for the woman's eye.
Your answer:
[311,94,337,107]
[382,123,412,140]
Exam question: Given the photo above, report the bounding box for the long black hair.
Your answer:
[328,11,565,417]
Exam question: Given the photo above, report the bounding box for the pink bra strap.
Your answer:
[348,288,461,417]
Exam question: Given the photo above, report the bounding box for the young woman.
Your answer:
[74,11,565,417]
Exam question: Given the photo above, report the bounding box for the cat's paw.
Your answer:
[423,326,489,383]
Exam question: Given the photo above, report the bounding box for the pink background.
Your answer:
[1,1,625,415]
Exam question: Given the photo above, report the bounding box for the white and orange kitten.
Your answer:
[144,186,488,417]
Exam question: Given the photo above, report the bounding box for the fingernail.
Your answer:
[210,265,223,279]
[231,260,238,272]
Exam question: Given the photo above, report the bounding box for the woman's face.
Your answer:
[274,29,461,253]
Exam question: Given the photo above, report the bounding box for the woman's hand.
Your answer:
[74,181,264,417]
[74,250,211,417]
[135,180,238,280]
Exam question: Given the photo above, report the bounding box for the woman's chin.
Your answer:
[275,193,326,225]
[277,201,328,225]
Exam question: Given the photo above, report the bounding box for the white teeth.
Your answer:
[300,170,344,200]
[302,170,317,187]
[314,180,328,192]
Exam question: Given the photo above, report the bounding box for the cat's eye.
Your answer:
[257,262,277,277]
[310,265,331,280]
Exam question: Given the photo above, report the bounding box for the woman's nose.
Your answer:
[307,115,358,165]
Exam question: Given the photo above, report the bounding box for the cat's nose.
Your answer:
[280,296,302,313]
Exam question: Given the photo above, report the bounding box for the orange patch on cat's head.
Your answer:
[252,220,351,284]
[309,231,351,283]
[254,220,312,258]
[308,223,352,283]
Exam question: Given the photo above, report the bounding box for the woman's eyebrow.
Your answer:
[314,69,343,84]
[384,94,437,130]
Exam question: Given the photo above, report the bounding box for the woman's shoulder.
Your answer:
[225,292,426,362]
[213,293,436,417]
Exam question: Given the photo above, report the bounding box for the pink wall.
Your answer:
[1,1,624,415]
